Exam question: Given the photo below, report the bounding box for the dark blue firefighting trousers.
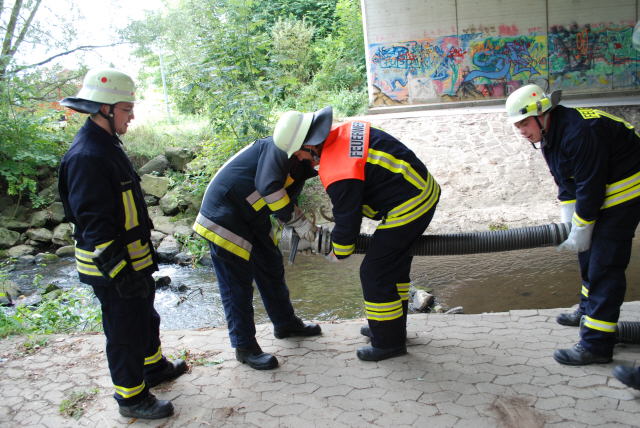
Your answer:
[360,207,436,349]
[92,276,167,406]
[577,200,640,357]
[209,228,297,349]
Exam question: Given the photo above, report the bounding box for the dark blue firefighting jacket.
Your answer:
[193,137,315,261]
[324,126,440,258]
[58,118,158,286]
[543,105,640,227]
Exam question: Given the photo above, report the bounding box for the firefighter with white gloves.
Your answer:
[505,84,640,367]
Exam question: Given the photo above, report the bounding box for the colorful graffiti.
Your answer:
[548,24,639,90]
[368,22,638,105]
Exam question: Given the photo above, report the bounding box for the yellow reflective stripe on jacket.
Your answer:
[132,254,154,271]
[367,148,426,189]
[602,170,640,209]
[108,260,127,278]
[122,190,139,231]
[127,240,153,271]
[561,199,576,205]
[576,108,639,137]
[127,240,150,259]
[365,299,403,321]
[332,241,355,257]
[387,174,434,218]
[582,316,617,333]
[264,189,290,211]
[397,282,410,301]
[193,214,252,261]
[114,382,145,399]
[581,284,589,298]
[571,212,595,227]
[246,191,267,211]
[362,205,377,218]
[76,260,102,276]
[145,346,163,365]
[378,184,440,229]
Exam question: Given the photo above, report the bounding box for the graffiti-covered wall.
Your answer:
[361,0,639,106]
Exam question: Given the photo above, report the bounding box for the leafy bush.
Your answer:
[0,108,69,207]
[1,287,102,337]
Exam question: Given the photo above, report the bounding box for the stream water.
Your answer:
[6,240,640,330]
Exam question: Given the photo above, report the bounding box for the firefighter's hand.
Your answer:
[560,201,575,223]
[287,207,317,241]
[558,222,594,253]
[325,250,341,263]
[114,271,154,299]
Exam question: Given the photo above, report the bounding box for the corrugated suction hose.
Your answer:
[351,222,572,256]
[617,321,640,344]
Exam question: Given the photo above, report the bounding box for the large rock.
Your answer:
[165,147,195,172]
[38,182,60,203]
[0,227,20,249]
[141,174,170,199]
[34,253,60,264]
[52,223,74,246]
[25,228,53,243]
[151,215,176,235]
[156,235,181,263]
[150,230,167,248]
[138,155,169,176]
[159,190,180,216]
[29,210,49,228]
[0,279,20,306]
[48,202,66,225]
[55,245,75,257]
[6,244,35,258]
[4,219,30,233]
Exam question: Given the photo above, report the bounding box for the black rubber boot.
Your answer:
[360,325,407,342]
[146,359,188,388]
[553,343,612,366]
[274,316,322,339]
[119,394,174,419]
[356,345,407,362]
[235,344,278,370]
[556,308,584,327]
[612,365,640,390]
[360,325,372,338]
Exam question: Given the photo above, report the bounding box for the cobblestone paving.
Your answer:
[1,302,639,427]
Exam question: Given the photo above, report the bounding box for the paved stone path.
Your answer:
[2,302,640,427]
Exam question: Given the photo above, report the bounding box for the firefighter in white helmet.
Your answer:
[506,84,640,366]
[59,68,186,419]
[192,107,331,370]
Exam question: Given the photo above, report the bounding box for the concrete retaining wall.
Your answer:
[361,0,639,106]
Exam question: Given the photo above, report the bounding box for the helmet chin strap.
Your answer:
[98,105,118,137]
[533,113,550,149]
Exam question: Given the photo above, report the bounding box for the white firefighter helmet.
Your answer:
[505,84,553,124]
[60,68,135,114]
[273,107,333,157]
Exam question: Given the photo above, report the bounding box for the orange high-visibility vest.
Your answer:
[318,121,371,189]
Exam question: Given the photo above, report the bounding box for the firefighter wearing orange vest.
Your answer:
[274,111,440,361]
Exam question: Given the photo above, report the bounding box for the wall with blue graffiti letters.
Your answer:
[362,0,639,106]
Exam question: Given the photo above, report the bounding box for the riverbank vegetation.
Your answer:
[0,0,366,337]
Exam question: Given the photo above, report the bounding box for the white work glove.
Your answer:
[558,219,594,253]
[325,250,341,263]
[560,201,575,223]
[286,206,317,242]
